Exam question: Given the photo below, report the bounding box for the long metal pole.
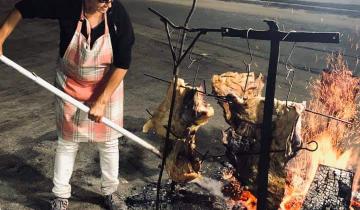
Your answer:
[256,27,281,209]
[0,55,162,158]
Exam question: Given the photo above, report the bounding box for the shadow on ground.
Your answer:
[0,145,108,209]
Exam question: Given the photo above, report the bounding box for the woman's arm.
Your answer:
[88,67,127,122]
[0,9,22,55]
[87,2,134,123]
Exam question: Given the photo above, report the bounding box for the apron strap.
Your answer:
[76,1,109,46]
[104,12,109,34]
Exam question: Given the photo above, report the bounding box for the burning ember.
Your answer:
[352,193,360,209]
[281,53,360,209]
[221,168,257,210]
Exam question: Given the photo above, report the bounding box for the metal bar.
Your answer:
[305,109,353,125]
[165,23,177,65]
[148,8,224,34]
[184,0,197,27]
[144,73,171,84]
[256,21,281,210]
[222,27,340,43]
[148,7,189,31]
[189,28,224,33]
[0,55,162,158]
[143,73,228,102]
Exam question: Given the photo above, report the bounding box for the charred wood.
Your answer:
[301,164,354,210]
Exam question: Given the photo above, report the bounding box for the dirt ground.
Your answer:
[0,0,359,209]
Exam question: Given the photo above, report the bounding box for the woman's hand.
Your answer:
[87,100,106,123]
[86,67,127,123]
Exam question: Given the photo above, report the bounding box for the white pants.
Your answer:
[52,139,120,198]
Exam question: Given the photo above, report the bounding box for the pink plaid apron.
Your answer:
[55,7,123,142]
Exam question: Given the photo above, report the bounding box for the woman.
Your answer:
[0,0,134,209]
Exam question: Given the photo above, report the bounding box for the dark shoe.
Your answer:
[50,197,69,210]
[104,193,128,210]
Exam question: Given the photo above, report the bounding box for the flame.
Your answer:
[240,191,257,209]
[280,54,360,209]
[352,200,360,208]
[222,169,257,209]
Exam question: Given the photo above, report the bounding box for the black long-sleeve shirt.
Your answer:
[15,0,135,69]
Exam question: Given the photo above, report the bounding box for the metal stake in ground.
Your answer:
[149,3,231,209]
[0,55,162,158]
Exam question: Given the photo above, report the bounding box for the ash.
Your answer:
[126,181,227,210]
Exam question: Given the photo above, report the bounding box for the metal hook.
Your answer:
[282,30,296,41]
[168,27,175,38]
[192,60,201,86]
[243,28,254,66]
[298,140,318,152]
[242,28,254,97]
[189,52,208,86]
[188,45,197,69]
[285,42,297,72]
[242,63,251,98]
[285,42,297,107]
[173,28,182,58]
[285,69,295,107]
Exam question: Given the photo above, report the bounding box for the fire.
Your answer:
[222,169,257,210]
[280,54,360,209]
[352,200,360,209]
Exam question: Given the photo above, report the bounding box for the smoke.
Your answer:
[191,176,227,199]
